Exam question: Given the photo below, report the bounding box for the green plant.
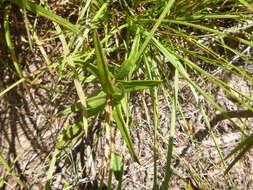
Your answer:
[1,0,253,189]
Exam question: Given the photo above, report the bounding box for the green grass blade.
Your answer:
[110,152,122,181]
[4,7,23,78]
[122,0,175,76]
[0,78,25,97]
[148,32,224,113]
[74,79,88,135]
[118,80,163,92]
[92,1,109,23]
[138,0,175,57]
[143,54,159,189]
[58,90,106,117]
[140,19,253,47]
[113,105,139,164]
[93,31,114,94]
[116,29,140,79]
[56,120,83,149]
[162,69,178,190]
[0,155,24,188]
[9,0,80,35]
[175,14,246,20]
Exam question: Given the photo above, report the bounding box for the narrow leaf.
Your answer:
[58,90,106,117]
[116,29,140,79]
[119,80,163,92]
[9,0,80,35]
[93,31,114,94]
[113,105,139,164]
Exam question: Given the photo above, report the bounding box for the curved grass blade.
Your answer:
[9,0,80,35]
[140,19,253,47]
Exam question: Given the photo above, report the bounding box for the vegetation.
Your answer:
[0,0,253,189]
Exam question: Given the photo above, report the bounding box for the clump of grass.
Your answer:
[1,0,253,189]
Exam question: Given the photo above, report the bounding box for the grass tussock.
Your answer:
[0,0,253,189]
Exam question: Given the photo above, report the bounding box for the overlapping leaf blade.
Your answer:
[9,0,80,35]
[93,31,114,95]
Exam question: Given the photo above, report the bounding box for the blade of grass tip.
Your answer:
[9,0,80,35]
[93,31,114,94]
[92,1,109,23]
[162,69,178,190]
[175,14,243,21]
